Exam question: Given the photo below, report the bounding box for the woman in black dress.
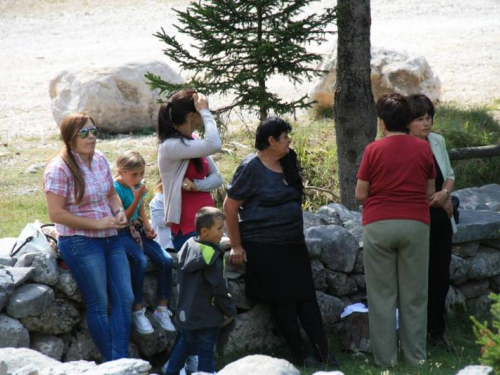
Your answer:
[223,117,339,368]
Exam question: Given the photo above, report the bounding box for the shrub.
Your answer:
[471,293,500,372]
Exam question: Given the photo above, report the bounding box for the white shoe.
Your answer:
[161,360,187,375]
[185,355,199,373]
[153,307,176,332]
[132,307,154,335]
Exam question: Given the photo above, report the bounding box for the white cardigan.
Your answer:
[428,132,458,233]
[158,109,222,225]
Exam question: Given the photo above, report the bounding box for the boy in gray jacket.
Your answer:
[163,207,236,375]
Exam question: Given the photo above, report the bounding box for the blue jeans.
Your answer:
[172,230,197,252]
[166,327,220,375]
[118,229,173,304]
[58,235,134,361]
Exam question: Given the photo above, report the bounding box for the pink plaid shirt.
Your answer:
[44,150,117,238]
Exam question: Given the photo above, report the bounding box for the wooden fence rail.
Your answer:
[448,144,500,160]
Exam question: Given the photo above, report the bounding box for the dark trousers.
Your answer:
[165,327,220,375]
[270,298,329,364]
[428,217,453,338]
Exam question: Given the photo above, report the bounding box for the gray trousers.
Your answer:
[363,219,430,366]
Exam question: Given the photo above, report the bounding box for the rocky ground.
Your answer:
[0,0,499,139]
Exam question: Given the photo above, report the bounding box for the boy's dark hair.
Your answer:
[195,207,226,233]
[375,93,411,132]
[255,117,292,151]
[407,94,435,121]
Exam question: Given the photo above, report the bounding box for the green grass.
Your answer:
[433,102,500,190]
[213,315,481,375]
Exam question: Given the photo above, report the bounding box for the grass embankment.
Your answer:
[0,101,499,373]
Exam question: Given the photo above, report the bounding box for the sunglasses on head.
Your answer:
[76,127,99,139]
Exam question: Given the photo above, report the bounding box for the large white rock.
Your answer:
[217,355,299,375]
[0,348,151,375]
[49,61,183,133]
[0,348,60,371]
[309,46,441,110]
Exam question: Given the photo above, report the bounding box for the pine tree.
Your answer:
[146,0,336,120]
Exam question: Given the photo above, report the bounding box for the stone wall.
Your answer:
[1,184,500,362]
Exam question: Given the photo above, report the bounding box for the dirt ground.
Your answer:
[0,0,499,139]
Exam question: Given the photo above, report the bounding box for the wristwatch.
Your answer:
[443,189,450,196]
[114,208,125,216]
[183,182,188,188]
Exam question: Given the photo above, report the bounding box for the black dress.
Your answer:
[428,155,453,338]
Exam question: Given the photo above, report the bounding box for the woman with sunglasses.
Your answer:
[44,113,134,361]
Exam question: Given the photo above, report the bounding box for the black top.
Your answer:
[430,155,449,224]
[226,151,304,245]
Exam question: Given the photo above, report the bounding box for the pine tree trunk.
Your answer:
[333,0,377,210]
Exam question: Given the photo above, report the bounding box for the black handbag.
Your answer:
[451,196,460,224]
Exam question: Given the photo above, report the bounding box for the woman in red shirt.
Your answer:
[355,94,436,367]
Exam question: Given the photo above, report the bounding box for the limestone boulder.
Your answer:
[6,283,54,319]
[218,304,283,357]
[30,333,64,361]
[450,254,469,285]
[0,269,14,311]
[337,312,370,353]
[446,286,467,316]
[467,247,500,279]
[453,184,500,211]
[311,260,327,292]
[2,266,34,287]
[351,274,366,291]
[29,253,59,286]
[303,211,323,231]
[458,280,489,299]
[453,209,500,244]
[55,268,83,302]
[315,291,344,332]
[325,270,357,297]
[316,206,341,226]
[453,242,480,258]
[305,225,358,273]
[353,250,364,274]
[217,355,299,375]
[456,366,494,375]
[467,293,494,314]
[0,348,59,372]
[130,310,176,356]
[64,329,102,362]
[482,238,500,250]
[81,358,151,375]
[309,46,441,111]
[228,278,253,310]
[20,298,81,335]
[49,61,183,133]
[0,314,30,348]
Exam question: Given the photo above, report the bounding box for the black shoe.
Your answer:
[325,352,341,368]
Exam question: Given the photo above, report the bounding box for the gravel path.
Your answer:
[0,0,499,138]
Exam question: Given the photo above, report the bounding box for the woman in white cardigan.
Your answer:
[157,90,222,251]
[407,94,457,348]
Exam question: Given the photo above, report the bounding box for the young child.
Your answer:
[162,207,236,375]
[114,151,175,334]
[149,180,175,251]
